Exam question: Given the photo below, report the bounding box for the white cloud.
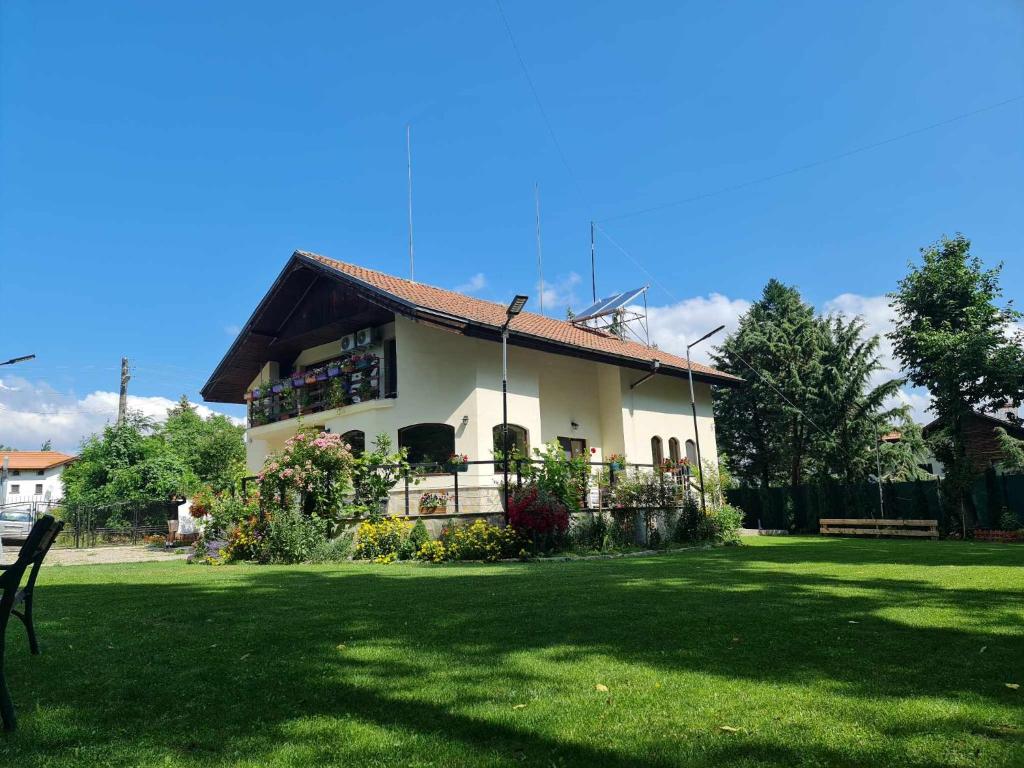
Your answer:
[644,293,752,364]
[540,272,582,316]
[224,324,241,337]
[0,375,243,453]
[453,273,487,294]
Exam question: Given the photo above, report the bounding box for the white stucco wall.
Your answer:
[0,464,67,505]
[244,317,722,489]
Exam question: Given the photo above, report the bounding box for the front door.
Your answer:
[557,436,587,459]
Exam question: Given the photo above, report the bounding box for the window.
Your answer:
[493,424,529,471]
[341,430,365,456]
[9,484,19,494]
[668,437,680,463]
[11,470,19,476]
[35,484,43,495]
[398,423,455,467]
[651,436,664,466]
[384,339,398,397]
[557,436,587,459]
[685,439,698,465]
[37,470,44,476]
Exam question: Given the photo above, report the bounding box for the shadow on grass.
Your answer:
[1,539,1022,767]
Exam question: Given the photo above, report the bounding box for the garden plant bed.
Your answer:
[2,537,1021,767]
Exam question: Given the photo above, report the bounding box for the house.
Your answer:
[921,409,1024,477]
[201,251,741,511]
[0,451,76,508]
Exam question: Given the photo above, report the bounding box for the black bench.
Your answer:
[1,514,64,731]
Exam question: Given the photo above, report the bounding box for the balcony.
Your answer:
[246,352,385,428]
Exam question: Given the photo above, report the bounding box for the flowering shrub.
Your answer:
[258,431,354,520]
[507,484,569,552]
[416,539,447,563]
[223,514,269,562]
[437,519,521,562]
[189,485,216,518]
[448,453,468,465]
[354,518,413,560]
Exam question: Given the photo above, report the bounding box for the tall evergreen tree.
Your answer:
[712,280,821,488]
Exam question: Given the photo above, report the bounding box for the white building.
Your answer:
[201,251,741,511]
[0,451,76,508]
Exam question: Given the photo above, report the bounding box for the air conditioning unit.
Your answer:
[340,334,356,353]
[355,327,376,348]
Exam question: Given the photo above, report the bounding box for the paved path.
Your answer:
[0,543,189,567]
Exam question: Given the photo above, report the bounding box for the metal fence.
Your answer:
[28,499,179,548]
[242,457,703,518]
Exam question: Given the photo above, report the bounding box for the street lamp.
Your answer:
[686,325,724,512]
[502,295,528,518]
[0,354,35,367]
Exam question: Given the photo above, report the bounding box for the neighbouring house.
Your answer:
[201,251,741,512]
[921,409,1024,477]
[0,451,76,508]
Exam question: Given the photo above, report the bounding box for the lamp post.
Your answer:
[686,325,724,512]
[501,295,529,519]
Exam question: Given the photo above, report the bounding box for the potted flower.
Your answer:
[607,453,625,471]
[252,387,261,399]
[304,370,317,385]
[419,491,448,515]
[272,382,284,394]
[447,453,469,472]
[327,362,341,377]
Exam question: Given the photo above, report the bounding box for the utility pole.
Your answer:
[117,357,130,426]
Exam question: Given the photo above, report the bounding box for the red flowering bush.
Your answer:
[507,484,569,553]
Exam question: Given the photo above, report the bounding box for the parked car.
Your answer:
[0,506,35,541]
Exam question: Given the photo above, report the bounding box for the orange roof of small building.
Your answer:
[299,251,740,383]
[0,451,76,470]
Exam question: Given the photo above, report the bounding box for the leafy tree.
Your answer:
[995,427,1024,473]
[712,280,821,488]
[162,395,245,492]
[61,411,194,507]
[888,234,1024,517]
[39,439,52,451]
[0,444,18,452]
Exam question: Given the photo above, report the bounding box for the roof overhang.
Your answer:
[202,252,741,404]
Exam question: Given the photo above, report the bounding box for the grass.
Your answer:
[1,537,1022,767]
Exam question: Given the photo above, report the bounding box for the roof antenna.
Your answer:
[406,123,415,283]
[589,221,597,303]
[535,183,545,315]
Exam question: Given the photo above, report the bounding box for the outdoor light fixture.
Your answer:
[686,324,726,513]
[570,420,579,431]
[461,415,469,426]
[506,295,528,322]
[501,295,529,518]
[0,354,35,367]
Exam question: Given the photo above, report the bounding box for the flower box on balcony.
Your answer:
[252,388,261,399]
[327,365,341,377]
[272,384,284,394]
[292,376,305,388]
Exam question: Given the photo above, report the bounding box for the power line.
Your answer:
[599,95,1024,223]
[493,0,590,206]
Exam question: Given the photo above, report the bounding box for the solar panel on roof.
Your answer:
[572,286,647,322]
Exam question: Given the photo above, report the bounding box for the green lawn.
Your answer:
[1,538,1022,767]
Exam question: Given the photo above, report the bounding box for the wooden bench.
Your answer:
[820,518,939,539]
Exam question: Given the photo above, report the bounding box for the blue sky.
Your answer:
[1,1,1022,450]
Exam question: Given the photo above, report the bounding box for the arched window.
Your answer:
[685,439,698,466]
[668,437,680,464]
[651,436,664,466]
[493,424,529,471]
[341,430,365,456]
[398,423,455,468]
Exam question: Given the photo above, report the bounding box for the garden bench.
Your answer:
[819,518,938,539]
[1,514,64,731]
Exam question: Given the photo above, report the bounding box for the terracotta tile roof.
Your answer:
[1,451,76,470]
[298,251,740,384]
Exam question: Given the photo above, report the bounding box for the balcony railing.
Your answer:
[246,353,383,428]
